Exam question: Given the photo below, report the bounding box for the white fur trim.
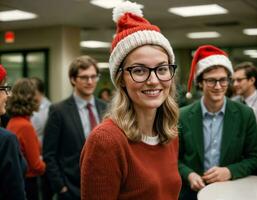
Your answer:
[112,1,143,23]
[109,30,175,86]
[196,54,233,77]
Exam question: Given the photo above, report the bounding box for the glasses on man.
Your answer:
[202,77,230,87]
[76,75,100,82]
[0,85,12,95]
[122,64,177,83]
[231,77,248,84]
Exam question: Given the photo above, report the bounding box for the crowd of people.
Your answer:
[0,1,257,200]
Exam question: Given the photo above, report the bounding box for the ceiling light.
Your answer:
[90,0,124,9]
[0,10,37,21]
[243,28,257,36]
[187,32,220,39]
[80,40,111,48]
[98,62,109,69]
[168,4,228,17]
[243,50,257,58]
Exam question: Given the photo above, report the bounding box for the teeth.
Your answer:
[143,90,160,95]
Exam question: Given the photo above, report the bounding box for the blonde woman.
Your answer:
[80,2,181,199]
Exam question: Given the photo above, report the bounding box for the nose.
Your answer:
[146,71,159,84]
[214,81,222,88]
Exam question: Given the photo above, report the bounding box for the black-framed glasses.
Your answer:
[0,85,12,95]
[121,64,177,83]
[231,77,248,84]
[202,77,230,87]
[76,74,100,82]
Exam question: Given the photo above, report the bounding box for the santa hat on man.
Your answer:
[109,1,175,86]
[186,45,233,99]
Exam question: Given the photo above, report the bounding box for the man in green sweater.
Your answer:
[178,45,257,200]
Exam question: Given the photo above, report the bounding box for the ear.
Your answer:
[70,77,76,86]
[198,82,203,89]
[249,77,256,85]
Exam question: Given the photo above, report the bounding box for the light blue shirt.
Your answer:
[73,93,100,138]
[201,97,226,172]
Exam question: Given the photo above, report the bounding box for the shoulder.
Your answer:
[86,119,128,151]
[180,100,200,116]
[0,128,18,145]
[95,97,107,108]
[226,99,254,115]
[49,96,74,111]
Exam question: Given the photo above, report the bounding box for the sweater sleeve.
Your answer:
[80,125,126,200]
[20,122,46,176]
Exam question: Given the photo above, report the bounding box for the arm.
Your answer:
[43,105,65,193]
[0,132,27,200]
[226,109,257,179]
[21,122,45,175]
[80,127,124,200]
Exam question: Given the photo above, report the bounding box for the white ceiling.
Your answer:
[0,0,257,49]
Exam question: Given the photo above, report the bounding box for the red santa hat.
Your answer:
[0,65,7,82]
[109,1,175,86]
[186,45,233,99]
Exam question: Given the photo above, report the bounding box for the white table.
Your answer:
[197,176,257,200]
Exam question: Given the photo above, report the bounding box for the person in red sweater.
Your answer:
[6,78,46,200]
[80,1,182,199]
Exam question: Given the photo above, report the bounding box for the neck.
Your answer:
[135,108,157,137]
[243,87,255,99]
[203,98,224,113]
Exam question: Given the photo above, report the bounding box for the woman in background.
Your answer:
[7,78,45,200]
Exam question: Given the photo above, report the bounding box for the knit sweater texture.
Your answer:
[7,116,46,177]
[80,119,181,200]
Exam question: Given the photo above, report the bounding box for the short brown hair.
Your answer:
[234,62,257,88]
[7,78,38,117]
[69,55,99,86]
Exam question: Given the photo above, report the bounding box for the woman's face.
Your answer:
[0,84,8,116]
[122,45,172,113]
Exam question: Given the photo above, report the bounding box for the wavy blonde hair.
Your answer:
[105,46,179,144]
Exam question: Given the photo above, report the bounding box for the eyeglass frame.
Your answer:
[120,64,177,83]
[0,85,12,95]
[76,74,100,82]
[202,77,230,87]
[231,77,248,84]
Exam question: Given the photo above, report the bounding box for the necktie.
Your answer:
[86,103,97,130]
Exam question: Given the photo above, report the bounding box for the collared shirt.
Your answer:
[201,97,226,172]
[244,90,257,122]
[31,97,51,143]
[73,93,100,138]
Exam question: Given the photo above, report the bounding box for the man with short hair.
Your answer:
[232,62,257,121]
[178,45,257,200]
[43,55,107,200]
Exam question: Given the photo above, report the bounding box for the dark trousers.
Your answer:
[40,175,54,200]
[25,177,39,200]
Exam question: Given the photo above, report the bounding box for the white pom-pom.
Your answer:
[112,1,143,23]
[186,92,192,99]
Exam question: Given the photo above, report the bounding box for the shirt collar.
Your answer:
[201,97,226,117]
[73,92,95,110]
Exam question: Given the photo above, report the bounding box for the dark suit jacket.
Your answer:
[0,128,27,200]
[43,95,106,199]
[178,99,257,200]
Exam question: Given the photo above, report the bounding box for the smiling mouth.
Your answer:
[142,89,162,95]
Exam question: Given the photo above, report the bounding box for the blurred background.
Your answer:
[0,0,256,103]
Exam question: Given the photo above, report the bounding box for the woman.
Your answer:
[6,78,46,200]
[80,2,181,199]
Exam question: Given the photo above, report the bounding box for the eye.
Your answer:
[131,66,147,75]
[157,65,169,74]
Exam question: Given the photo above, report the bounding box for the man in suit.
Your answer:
[232,62,257,122]
[43,55,107,200]
[179,45,257,200]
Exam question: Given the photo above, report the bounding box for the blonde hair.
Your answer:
[105,47,179,144]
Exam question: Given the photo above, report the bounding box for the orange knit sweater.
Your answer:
[7,116,46,177]
[80,119,181,200]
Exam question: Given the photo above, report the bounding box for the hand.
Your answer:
[188,172,206,191]
[60,186,68,193]
[202,166,231,184]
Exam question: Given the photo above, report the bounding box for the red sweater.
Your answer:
[80,119,181,200]
[7,116,46,177]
